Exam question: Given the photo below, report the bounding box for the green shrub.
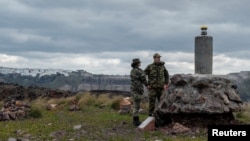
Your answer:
[28,107,43,118]
[0,101,3,108]
[235,112,244,118]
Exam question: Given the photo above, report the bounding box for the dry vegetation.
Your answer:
[234,102,250,123]
[0,93,249,141]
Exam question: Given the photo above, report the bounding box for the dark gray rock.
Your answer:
[155,74,244,127]
[49,130,66,138]
[157,74,243,114]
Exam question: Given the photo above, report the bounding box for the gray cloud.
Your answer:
[0,0,249,74]
[1,51,249,75]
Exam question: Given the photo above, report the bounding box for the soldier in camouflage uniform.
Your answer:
[130,58,147,126]
[144,53,169,116]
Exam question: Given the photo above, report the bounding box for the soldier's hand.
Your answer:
[164,84,168,90]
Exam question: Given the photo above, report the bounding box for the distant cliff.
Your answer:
[0,67,249,101]
[0,67,130,92]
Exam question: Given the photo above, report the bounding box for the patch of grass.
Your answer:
[78,93,97,107]
[30,97,47,109]
[234,102,250,123]
[28,107,43,118]
[1,93,233,141]
[0,107,206,141]
[94,94,112,107]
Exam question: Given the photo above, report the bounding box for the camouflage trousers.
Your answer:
[148,88,163,115]
[132,92,142,117]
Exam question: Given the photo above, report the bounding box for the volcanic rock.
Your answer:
[154,74,244,127]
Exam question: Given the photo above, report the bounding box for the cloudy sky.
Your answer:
[0,0,250,75]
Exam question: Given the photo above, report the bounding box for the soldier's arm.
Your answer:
[164,66,169,84]
[144,65,150,75]
[135,69,148,87]
[140,72,148,86]
[130,69,137,80]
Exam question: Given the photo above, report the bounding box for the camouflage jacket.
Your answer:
[130,67,148,94]
[144,61,169,89]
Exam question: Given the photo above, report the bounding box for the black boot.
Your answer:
[133,116,141,127]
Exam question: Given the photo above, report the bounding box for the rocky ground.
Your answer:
[0,82,75,102]
[0,81,247,141]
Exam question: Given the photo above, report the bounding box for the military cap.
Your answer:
[153,53,161,58]
[132,58,141,64]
